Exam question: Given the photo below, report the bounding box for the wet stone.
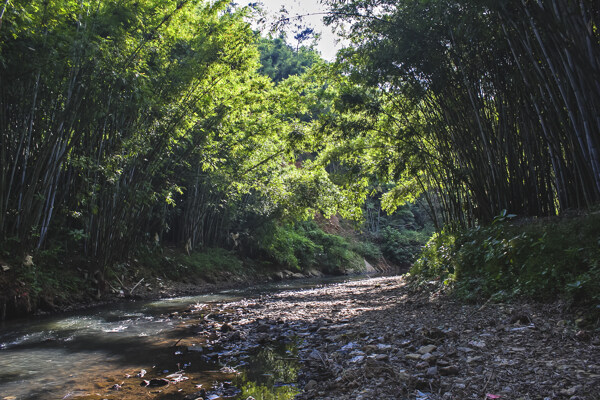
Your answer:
[141,378,169,387]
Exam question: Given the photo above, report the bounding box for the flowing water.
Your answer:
[0,277,358,400]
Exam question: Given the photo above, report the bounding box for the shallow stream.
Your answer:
[0,277,358,400]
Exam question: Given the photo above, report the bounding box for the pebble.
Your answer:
[560,386,581,396]
[418,344,437,354]
[468,340,486,349]
[406,353,422,360]
[440,366,459,376]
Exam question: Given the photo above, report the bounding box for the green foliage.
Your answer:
[238,382,298,400]
[1,0,367,278]
[349,240,381,262]
[253,220,363,274]
[323,0,600,227]
[360,194,435,268]
[180,248,243,274]
[135,247,243,281]
[257,36,320,82]
[411,213,600,305]
[16,251,85,302]
[379,226,430,267]
[256,223,320,271]
[411,230,458,281]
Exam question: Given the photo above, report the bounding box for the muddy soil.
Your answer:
[196,275,600,400]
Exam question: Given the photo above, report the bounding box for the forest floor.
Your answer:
[190,275,600,400]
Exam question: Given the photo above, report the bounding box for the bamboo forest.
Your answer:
[0,1,599,399]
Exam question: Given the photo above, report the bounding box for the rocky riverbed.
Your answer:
[4,275,597,400]
[185,275,600,400]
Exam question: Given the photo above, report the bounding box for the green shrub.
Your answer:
[253,220,363,273]
[411,228,458,279]
[349,240,382,261]
[411,212,600,305]
[263,224,321,270]
[379,226,431,267]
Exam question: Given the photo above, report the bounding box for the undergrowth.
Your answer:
[253,220,364,274]
[135,246,244,281]
[411,211,600,307]
[377,226,433,267]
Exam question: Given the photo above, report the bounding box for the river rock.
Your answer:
[305,268,324,277]
[439,366,459,376]
[255,323,270,333]
[418,344,437,354]
[560,386,581,396]
[468,340,486,349]
[304,380,318,391]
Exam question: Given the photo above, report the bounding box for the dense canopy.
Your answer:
[0,0,599,312]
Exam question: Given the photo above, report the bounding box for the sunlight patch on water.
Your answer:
[143,293,235,311]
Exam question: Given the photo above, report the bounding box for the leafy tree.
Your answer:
[0,0,374,285]
[257,36,320,82]
[321,0,600,226]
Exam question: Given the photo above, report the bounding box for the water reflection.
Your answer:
[236,341,300,400]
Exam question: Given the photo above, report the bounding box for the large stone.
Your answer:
[364,259,377,273]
